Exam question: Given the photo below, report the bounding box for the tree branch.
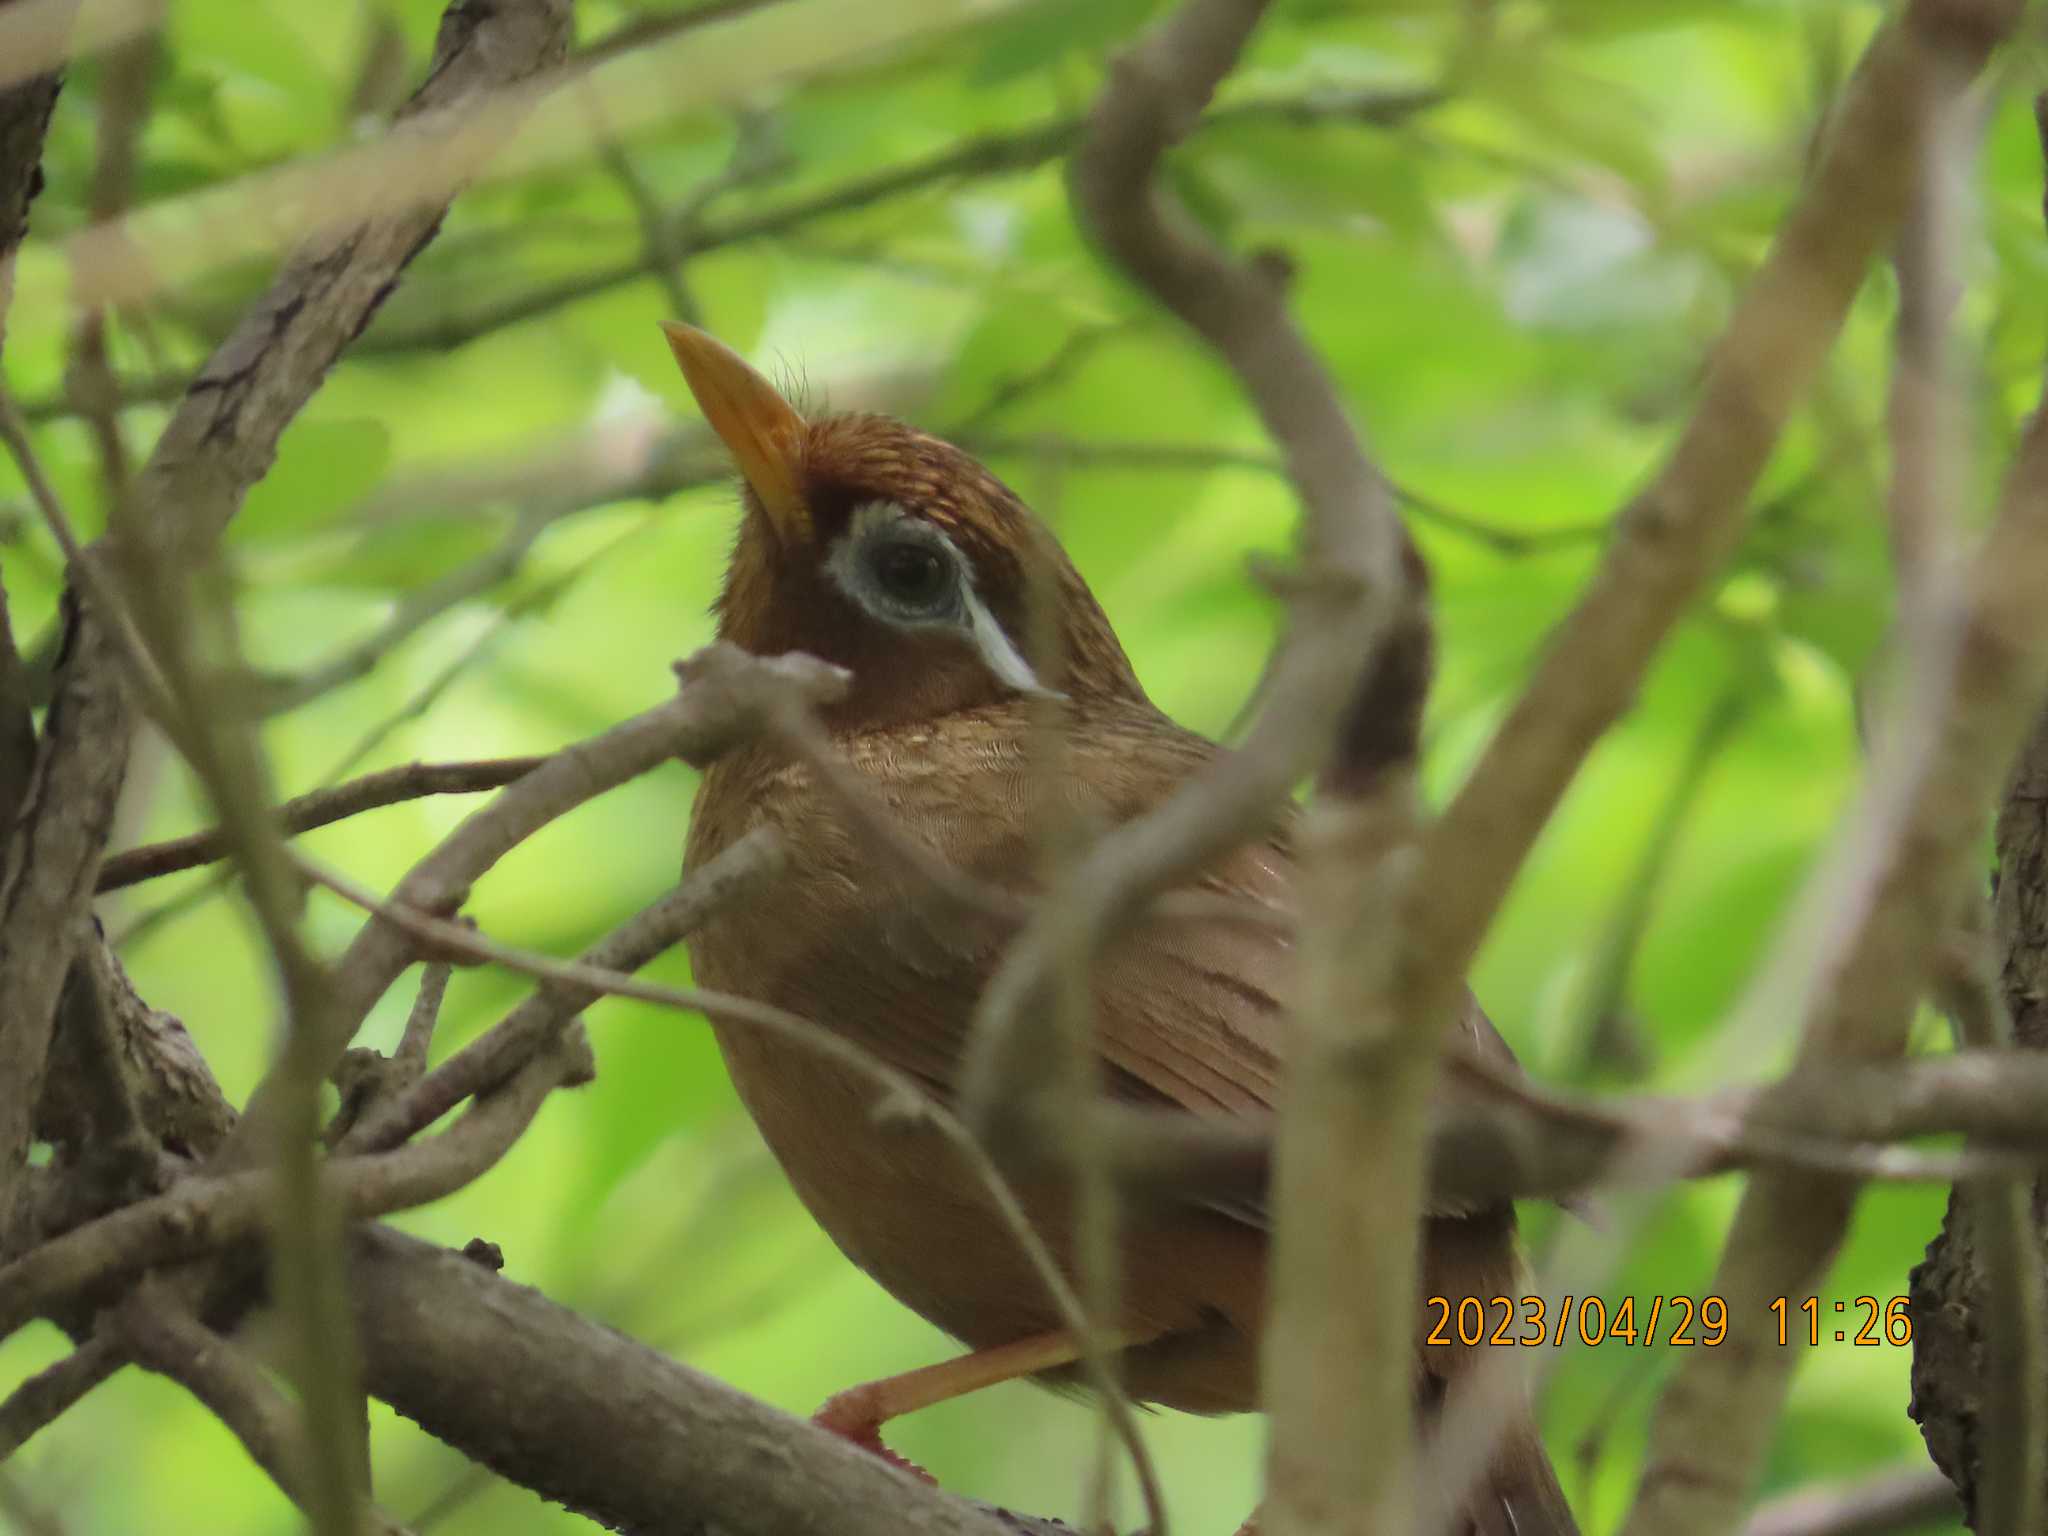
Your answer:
[340,825,785,1154]
[1741,1465,1961,1536]
[0,1331,123,1460]
[1046,2,1430,1532]
[330,85,1440,358]
[112,1288,418,1536]
[1408,0,2026,1027]
[95,756,547,893]
[351,1225,1055,1536]
[1619,16,2044,1523]
[0,0,73,359]
[0,1024,591,1340]
[223,644,845,1159]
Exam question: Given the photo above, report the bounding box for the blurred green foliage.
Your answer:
[5,0,2041,1531]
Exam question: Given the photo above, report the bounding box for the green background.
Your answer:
[6,0,2041,1530]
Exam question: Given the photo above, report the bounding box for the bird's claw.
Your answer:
[814,1412,938,1484]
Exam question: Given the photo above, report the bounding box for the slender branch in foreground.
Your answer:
[960,434,1610,555]
[0,0,156,95]
[1433,1050,2048,1200]
[1907,91,2048,1532]
[112,1288,419,1536]
[0,0,71,361]
[226,644,848,1160]
[293,852,1171,1535]
[0,1023,589,1341]
[95,757,546,892]
[1620,52,2044,1536]
[0,388,181,1237]
[392,961,452,1086]
[340,825,788,1155]
[1408,0,2026,1040]
[0,585,134,1249]
[92,11,573,1533]
[47,873,1075,1536]
[1051,3,1430,1535]
[965,12,1425,1110]
[1740,1464,1960,1536]
[357,83,1441,357]
[0,1332,124,1461]
[254,511,561,716]
[67,30,157,504]
[578,0,797,65]
[0,385,178,722]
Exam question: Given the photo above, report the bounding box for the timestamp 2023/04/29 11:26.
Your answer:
[1421,1295,1916,1348]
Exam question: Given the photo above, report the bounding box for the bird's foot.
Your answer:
[813,1391,937,1484]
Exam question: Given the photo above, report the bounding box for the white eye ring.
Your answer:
[823,501,1056,698]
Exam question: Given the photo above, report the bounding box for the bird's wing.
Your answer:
[1088,824,1529,1223]
[824,700,1532,1227]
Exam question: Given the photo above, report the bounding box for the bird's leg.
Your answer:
[813,1329,1085,1482]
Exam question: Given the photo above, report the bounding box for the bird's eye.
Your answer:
[868,538,955,614]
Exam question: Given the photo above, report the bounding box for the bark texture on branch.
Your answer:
[1613,6,2033,1531]
[119,0,573,571]
[17,0,572,1187]
[0,0,71,358]
[0,0,100,1247]
[1910,701,2048,1523]
[352,1227,1072,1536]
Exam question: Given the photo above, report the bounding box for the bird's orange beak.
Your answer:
[660,321,810,545]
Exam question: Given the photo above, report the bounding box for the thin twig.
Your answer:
[355,84,1441,357]
[0,1024,589,1340]
[65,30,157,503]
[1620,32,2045,1536]
[96,757,545,892]
[0,403,148,1249]
[393,963,454,1084]
[1052,4,1425,1534]
[0,385,173,720]
[1740,1465,1960,1536]
[340,826,787,1155]
[579,0,798,64]
[0,1333,124,1461]
[1890,81,2044,1536]
[1562,685,1749,1080]
[227,643,847,1158]
[254,508,558,716]
[958,434,1611,555]
[44,3,1062,317]
[585,91,701,323]
[293,852,1171,1530]
[1409,0,2026,1049]
[112,1288,419,1536]
[51,15,579,1529]
[0,0,155,94]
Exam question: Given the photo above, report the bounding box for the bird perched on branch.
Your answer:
[667,322,1576,1536]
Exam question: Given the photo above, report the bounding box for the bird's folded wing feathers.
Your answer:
[1089,827,1526,1228]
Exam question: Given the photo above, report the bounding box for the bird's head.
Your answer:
[663,323,1145,731]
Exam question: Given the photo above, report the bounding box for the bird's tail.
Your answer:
[1418,1213,1580,1536]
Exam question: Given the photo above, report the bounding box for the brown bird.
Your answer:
[667,322,1576,1536]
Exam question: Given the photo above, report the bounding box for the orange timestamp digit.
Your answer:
[1770,1296,1914,1346]
[1422,1295,1728,1347]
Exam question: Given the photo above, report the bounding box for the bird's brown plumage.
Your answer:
[671,324,1576,1534]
